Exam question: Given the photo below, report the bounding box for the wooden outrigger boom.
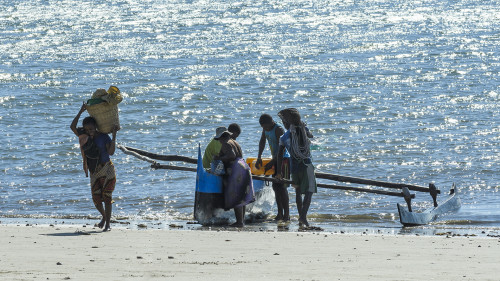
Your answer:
[119,145,416,198]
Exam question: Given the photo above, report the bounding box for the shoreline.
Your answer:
[1,216,500,238]
[1,224,499,280]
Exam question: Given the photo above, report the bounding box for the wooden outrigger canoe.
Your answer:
[117,144,461,227]
[397,184,461,227]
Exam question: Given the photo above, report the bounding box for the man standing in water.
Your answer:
[275,108,316,228]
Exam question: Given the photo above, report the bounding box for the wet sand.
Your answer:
[0,225,498,280]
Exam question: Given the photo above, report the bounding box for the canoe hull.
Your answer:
[398,186,461,227]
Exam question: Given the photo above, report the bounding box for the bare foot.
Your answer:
[299,218,309,227]
[299,225,323,231]
[229,222,244,228]
[95,219,105,229]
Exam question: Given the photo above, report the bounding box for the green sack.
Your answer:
[86,98,105,106]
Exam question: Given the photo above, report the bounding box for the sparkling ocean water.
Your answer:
[1,0,499,235]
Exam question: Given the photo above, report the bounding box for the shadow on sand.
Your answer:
[42,230,101,236]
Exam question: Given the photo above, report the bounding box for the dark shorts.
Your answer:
[291,163,317,194]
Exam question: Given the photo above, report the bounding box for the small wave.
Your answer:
[309,213,392,223]
[0,213,96,220]
[0,95,15,104]
[434,219,500,226]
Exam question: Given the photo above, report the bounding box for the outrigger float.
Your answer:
[397,184,461,226]
[118,145,461,227]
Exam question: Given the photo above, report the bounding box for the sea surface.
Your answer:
[1,0,499,235]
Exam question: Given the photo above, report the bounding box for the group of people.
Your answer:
[203,123,251,227]
[202,108,317,228]
[71,101,316,230]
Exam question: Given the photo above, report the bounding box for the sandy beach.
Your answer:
[0,225,498,281]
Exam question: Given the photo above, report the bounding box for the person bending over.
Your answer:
[202,123,241,169]
[214,127,253,227]
[256,113,290,221]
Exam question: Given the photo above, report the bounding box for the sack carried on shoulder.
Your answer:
[86,86,122,134]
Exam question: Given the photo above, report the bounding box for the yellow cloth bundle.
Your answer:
[91,86,123,105]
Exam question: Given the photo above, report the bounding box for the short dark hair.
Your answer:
[259,114,273,125]
[228,123,241,135]
[82,116,97,127]
[220,132,231,140]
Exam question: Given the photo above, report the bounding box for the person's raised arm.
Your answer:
[70,103,86,136]
[256,130,266,169]
[106,125,118,156]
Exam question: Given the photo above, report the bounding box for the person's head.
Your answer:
[82,117,98,137]
[76,127,86,136]
[259,114,275,131]
[278,108,301,129]
[214,126,231,141]
[228,123,241,140]
[218,132,231,142]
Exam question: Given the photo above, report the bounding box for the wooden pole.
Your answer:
[315,172,439,194]
[119,145,199,172]
[119,145,418,198]
[151,163,197,172]
[122,145,197,164]
[251,175,414,198]
[148,163,416,198]
[118,145,157,164]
